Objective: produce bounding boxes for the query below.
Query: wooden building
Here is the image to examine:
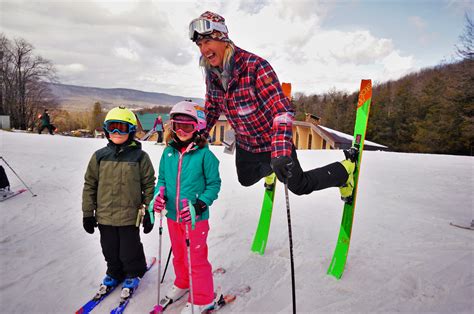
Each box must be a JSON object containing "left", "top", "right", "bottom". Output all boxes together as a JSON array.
[
  {"left": 292, "top": 113, "right": 387, "bottom": 151},
  {"left": 208, "top": 113, "right": 387, "bottom": 151}
]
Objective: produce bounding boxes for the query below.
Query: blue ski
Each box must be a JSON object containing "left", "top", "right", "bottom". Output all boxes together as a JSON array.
[
  {"left": 75, "top": 257, "right": 156, "bottom": 314},
  {"left": 110, "top": 257, "right": 157, "bottom": 314},
  {"left": 76, "top": 284, "right": 121, "bottom": 314}
]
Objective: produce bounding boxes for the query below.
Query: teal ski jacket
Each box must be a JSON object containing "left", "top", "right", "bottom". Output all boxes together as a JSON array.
[{"left": 154, "top": 141, "right": 221, "bottom": 222}]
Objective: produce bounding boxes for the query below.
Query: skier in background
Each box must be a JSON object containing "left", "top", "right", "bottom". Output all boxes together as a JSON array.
[
  {"left": 153, "top": 115, "right": 164, "bottom": 144},
  {"left": 82, "top": 106, "right": 156, "bottom": 300},
  {"left": 38, "top": 109, "right": 55, "bottom": 135},
  {"left": 188, "top": 11, "right": 356, "bottom": 200},
  {"left": 0, "top": 166, "right": 11, "bottom": 197},
  {"left": 151, "top": 100, "right": 221, "bottom": 314}
]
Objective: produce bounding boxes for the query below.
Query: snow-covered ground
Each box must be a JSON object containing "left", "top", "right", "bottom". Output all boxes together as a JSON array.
[{"left": 0, "top": 130, "right": 472, "bottom": 313}]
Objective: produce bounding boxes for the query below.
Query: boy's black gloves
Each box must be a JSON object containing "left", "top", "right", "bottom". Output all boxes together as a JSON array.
[
  {"left": 193, "top": 199, "right": 208, "bottom": 216},
  {"left": 83, "top": 216, "right": 97, "bottom": 234},
  {"left": 143, "top": 210, "right": 154, "bottom": 234},
  {"left": 271, "top": 156, "right": 294, "bottom": 182}
]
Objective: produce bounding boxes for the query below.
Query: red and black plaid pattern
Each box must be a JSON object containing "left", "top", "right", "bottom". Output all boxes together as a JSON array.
[{"left": 204, "top": 46, "right": 294, "bottom": 158}]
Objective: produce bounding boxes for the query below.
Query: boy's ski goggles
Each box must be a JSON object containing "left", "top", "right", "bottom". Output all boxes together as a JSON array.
[
  {"left": 103, "top": 121, "right": 136, "bottom": 134},
  {"left": 189, "top": 18, "right": 228, "bottom": 41},
  {"left": 171, "top": 119, "right": 198, "bottom": 136}
]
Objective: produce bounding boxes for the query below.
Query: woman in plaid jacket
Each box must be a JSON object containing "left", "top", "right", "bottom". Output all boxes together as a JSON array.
[{"left": 188, "top": 11, "right": 356, "bottom": 199}]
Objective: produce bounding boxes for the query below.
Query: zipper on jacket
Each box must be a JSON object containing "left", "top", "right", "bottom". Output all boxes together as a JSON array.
[{"left": 174, "top": 142, "right": 195, "bottom": 223}]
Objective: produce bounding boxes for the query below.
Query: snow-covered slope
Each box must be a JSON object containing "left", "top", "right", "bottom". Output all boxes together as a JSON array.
[{"left": 1, "top": 131, "right": 472, "bottom": 313}]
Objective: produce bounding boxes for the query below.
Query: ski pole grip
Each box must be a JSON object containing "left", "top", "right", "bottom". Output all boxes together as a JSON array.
[
  {"left": 136, "top": 204, "right": 145, "bottom": 227},
  {"left": 159, "top": 186, "right": 167, "bottom": 217},
  {"left": 180, "top": 199, "right": 196, "bottom": 230}
]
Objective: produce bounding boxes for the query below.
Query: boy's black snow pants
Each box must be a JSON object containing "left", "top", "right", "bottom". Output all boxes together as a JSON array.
[
  {"left": 235, "top": 145, "right": 348, "bottom": 195},
  {"left": 98, "top": 224, "right": 147, "bottom": 280}
]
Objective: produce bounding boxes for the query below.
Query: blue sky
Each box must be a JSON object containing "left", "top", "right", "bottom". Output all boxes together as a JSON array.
[
  {"left": 1, "top": 0, "right": 471, "bottom": 97},
  {"left": 324, "top": 0, "right": 468, "bottom": 67}
]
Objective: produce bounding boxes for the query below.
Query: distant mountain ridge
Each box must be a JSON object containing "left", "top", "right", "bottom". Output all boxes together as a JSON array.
[{"left": 47, "top": 83, "right": 204, "bottom": 110}]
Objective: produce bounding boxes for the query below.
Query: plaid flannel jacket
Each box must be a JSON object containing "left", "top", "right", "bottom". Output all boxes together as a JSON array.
[{"left": 204, "top": 46, "right": 294, "bottom": 158}]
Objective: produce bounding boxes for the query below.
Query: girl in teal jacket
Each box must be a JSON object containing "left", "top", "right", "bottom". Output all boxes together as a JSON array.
[{"left": 152, "top": 101, "right": 221, "bottom": 314}]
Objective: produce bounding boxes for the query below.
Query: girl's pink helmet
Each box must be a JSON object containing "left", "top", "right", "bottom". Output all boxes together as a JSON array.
[{"left": 170, "top": 100, "right": 206, "bottom": 132}]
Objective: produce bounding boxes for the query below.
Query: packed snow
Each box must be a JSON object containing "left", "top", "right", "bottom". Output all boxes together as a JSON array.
[{"left": 0, "top": 130, "right": 472, "bottom": 313}]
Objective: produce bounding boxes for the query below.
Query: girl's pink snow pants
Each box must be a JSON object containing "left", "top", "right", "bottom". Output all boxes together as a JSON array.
[{"left": 167, "top": 218, "right": 214, "bottom": 305}]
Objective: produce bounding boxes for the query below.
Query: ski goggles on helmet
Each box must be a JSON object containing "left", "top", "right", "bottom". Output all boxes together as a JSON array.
[
  {"left": 103, "top": 121, "right": 136, "bottom": 134},
  {"left": 171, "top": 119, "right": 198, "bottom": 136},
  {"left": 189, "top": 18, "right": 228, "bottom": 41}
]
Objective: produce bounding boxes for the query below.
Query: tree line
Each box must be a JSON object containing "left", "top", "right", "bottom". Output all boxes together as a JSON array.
[{"left": 293, "top": 15, "right": 473, "bottom": 155}]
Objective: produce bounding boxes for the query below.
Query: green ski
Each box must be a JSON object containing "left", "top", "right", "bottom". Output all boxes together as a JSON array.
[
  {"left": 251, "top": 176, "right": 277, "bottom": 255},
  {"left": 327, "top": 79, "right": 372, "bottom": 279}
]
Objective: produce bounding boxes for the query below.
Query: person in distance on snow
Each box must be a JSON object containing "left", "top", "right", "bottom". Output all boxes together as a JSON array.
[
  {"left": 82, "top": 106, "right": 156, "bottom": 298},
  {"left": 150, "top": 100, "right": 221, "bottom": 314},
  {"left": 188, "top": 11, "right": 356, "bottom": 198},
  {"left": 38, "top": 109, "right": 55, "bottom": 135},
  {"left": 153, "top": 115, "right": 164, "bottom": 144}
]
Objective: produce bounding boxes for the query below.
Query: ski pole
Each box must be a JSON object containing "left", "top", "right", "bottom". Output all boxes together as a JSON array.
[
  {"left": 284, "top": 182, "right": 296, "bottom": 314},
  {"left": 157, "top": 187, "right": 166, "bottom": 306},
  {"left": 161, "top": 248, "right": 172, "bottom": 283},
  {"left": 150, "top": 186, "right": 166, "bottom": 314},
  {"left": 181, "top": 199, "right": 194, "bottom": 314},
  {"left": 0, "top": 157, "right": 37, "bottom": 197}
]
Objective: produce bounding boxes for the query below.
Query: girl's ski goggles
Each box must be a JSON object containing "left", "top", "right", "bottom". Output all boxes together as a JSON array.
[
  {"left": 171, "top": 119, "right": 198, "bottom": 136},
  {"left": 103, "top": 121, "right": 136, "bottom": 134},
  {"left": 189, "top": 18, "right": 228, "bottom": 41}
]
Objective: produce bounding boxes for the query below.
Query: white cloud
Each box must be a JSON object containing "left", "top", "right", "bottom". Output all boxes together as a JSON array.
[
  {"left": 322, "top": 30, "right": 394, "bottom": 65},
  {"left": 276, "top": 0, "right": 330, "bottom": 21},
  {"left": 113, "top": 47, "right": 140, "bottom": 62},
  {"left": 93, "top": 0, "right": 140, "bottom": 15},
  {"left": 56, "top": 63, "right": 86, "bottom": 74},
  {"left": 381, "top": 51, "right": 415, "bottom": 80},
  {"left": 238, "top": 0, "right": 270, "bottom": 15}
]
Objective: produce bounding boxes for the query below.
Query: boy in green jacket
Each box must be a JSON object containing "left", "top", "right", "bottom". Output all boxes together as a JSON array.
[{"left": 82, "top": 106, "right": 156, "bottom": 299}]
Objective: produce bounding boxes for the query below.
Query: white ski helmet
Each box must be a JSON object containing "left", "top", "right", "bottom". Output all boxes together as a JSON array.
[{"left": 170, "top": 100, "right": 206, "bottom": 132}]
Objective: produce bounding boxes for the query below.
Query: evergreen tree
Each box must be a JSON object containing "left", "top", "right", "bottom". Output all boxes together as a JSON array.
[{"left": 90, "top": 102, "right": 103, "bottom": 132}]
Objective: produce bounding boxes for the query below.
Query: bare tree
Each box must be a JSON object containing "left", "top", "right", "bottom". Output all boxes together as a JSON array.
[
  {"left": 0, "top": 34, "right": 57, "bottom": 129},
  {"left": 456, "top": 13, "right": 473, "bottom": 61}
]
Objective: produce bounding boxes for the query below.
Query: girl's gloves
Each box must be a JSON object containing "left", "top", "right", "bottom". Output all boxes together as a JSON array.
[
  {"left": 193, "top": 199, "right": 208, "bottom": 216},
  {"left": 83, "top": 216, "right": 97, "bottom": 234},
  {"left": 143, "top": 210, "right": 154, "bottom": 234},
  {"left": 180, "top": 199, "right": 207, "bottom": 223},
  {"left": 153, "top": 194, "right": 167, "bottom": 214}
]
